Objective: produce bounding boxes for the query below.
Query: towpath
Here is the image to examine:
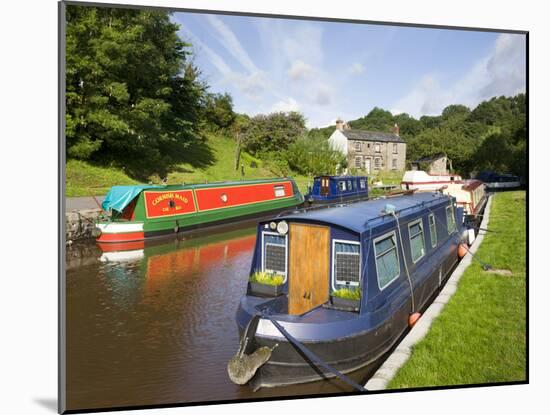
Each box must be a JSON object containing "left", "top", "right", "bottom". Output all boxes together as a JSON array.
[{"left": 65, "top": 196, "right": 105, "bottom": 211}]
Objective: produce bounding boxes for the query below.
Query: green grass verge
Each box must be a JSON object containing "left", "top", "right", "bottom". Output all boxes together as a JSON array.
[
  {"left": 66, "top": 159, "right": 138, "bottom": 197},
  {"left": 66, "top": 134, "right": 312, "bottom": 197},
  {"left": 387, "top": 191, "right": 526, "bottom": 389}
]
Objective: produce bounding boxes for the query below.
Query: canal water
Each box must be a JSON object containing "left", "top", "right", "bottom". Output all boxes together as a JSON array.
[{"left": 66, "top": 227, "right": 378, "bottom": 411}]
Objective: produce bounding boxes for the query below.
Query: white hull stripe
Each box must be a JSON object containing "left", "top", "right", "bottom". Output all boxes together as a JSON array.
[
  {"left": 96, "top": 222, "right": 144, "bottom": 234},
  {"left": 99, "top": 250, "right": 145, "bottom": 263}
]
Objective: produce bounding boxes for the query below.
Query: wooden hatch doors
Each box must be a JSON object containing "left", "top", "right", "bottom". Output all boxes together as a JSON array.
[
  {"left": 320, "top": 177, "right": 330, "bottom": 197},
  {"left": 288, "top": 223, "right": 330, "bottom": 315}
]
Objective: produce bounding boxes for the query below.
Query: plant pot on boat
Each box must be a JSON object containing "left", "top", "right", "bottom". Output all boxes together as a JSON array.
[
  {"left": 330, "top": 287, "right": 361, "bottom": 311},
  {"left": 247, "top": 271, "right": 284, "bottom": 297}
]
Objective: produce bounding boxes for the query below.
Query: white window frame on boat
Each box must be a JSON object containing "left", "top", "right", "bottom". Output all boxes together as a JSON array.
[
  {"left": 331, "top": 239, "right": 361, "bottom": 291},
  {"left": 446, "top": 205, "right": 456, "bottom": 235},
  {"left": 373, "top": 230, "right": 401, "bottom": 291},
  {"left": 261, "top": 231, "right": 288, "bottom": 282},
  {"left": 428, "top": 213, "right": 437, "bottom": 248},
  {"left": 408, "top": 218, "right": 426, "bottom": 264}
]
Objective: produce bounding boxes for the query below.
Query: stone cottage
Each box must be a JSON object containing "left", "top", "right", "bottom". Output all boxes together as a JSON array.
[
  {"left": 410, "top": 153, "right": 449, "bottom": 175},
  {"left": 328, "top": 119, "right": 407, "bottom": 174}
]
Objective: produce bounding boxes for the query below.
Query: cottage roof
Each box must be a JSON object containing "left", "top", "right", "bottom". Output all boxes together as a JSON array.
[
  {"left": 340, "top": 128, "right": 405, "bottom": 143},
  {"left": 413, "top": 153, "right": 447, "bottom": 163},
  {"left": 279, "top": 192, "right": 451, "bottom": 233}
]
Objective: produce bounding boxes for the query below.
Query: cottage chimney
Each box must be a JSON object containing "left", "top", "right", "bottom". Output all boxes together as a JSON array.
[
  {"left": 336, "top": 118, "right": 344, "bottom": 131},
  {"left": 393, "top": 123, "right": 400, "bottom": 136}
]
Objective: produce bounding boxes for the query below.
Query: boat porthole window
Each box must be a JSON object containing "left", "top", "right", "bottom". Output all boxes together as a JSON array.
[
  {"left": 374, "top": 232, "right": 400, "bottom": 290},
  {"left": 274, "top": 185, "right": 286, "bottom": 197},
  {"left": 262, "top": 232, "right": 287, "bottom": 279},
  {"left": 429, "top": 214, "right": 437, "bottom": 248},
  {"left": 221, "top": 193, "right": 228, "bottom": 203},
  {"left": 332, "top": 240, "right": 361, "bottom": 289},
  {"left": 408, "top": 219, "right": 426, "bottom": 263},
  {"left": 169, "top": 200, "right": 175, "bottom": 208}
]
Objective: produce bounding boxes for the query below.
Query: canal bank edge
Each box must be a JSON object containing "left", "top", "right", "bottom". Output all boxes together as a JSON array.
[
  {"left": 66, "top": 208, "right": 102, "bottom": 243},
  {"left": 365, "top": 194, "right": 494, "bottom": 390}
]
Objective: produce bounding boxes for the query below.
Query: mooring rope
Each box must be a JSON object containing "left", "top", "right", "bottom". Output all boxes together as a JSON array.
[{"left": 257, "top": 309, "right": 367, "bottom": 393}]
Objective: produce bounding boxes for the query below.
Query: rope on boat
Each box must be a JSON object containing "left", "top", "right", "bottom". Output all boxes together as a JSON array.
[{"left": 258, "top": 309, "right": 368, "bottom": 393}]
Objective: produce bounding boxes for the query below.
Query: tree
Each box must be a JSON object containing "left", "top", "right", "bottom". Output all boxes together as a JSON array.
[
  {"left": 349, "top": 107, "right": 394, "bottom": 132},
  {"left": 201, "top": 92, "right": 236, "bottom": 132},
  {"left": 65, "top": 6, "right": 206, "bottom": 178},
  {"left": 284, "top": 135, "right": 347, "bottom": 176},
  {"left": 241, "top": 112, "right": 306, "bottom": 155}
]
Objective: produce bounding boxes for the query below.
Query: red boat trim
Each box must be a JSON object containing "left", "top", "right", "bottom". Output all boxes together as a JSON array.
[
  {"left": 96, "top": 231, "right": 145, "bottom": 243},
  {"left": 194, "top": 181, "right": 294, "bottom": 212}
]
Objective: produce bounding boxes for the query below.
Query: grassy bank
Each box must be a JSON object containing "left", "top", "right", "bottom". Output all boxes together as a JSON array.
[
  {"left": 387, "top": 191, "right": 526, "bottom": 388},
  {"left": 66, "top": 134, "right": 311, "bottom": 197}
]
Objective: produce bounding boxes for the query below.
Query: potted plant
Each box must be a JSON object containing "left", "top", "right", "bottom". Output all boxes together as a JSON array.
[
  {"left": 248, "top": 271, "right": 285, "bottom": 297},
  {"left": 330, "top": 287, "right": 361, "bottom": 311}
]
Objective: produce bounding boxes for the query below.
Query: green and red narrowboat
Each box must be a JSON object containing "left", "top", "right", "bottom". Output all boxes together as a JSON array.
[{"left": 95, "top": 178, "right": 304, "bottom": 244}]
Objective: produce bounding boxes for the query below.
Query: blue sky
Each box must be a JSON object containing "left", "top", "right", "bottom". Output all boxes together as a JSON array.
[{"left": 172, "top": 13, "right": 526, "bottom": 128}]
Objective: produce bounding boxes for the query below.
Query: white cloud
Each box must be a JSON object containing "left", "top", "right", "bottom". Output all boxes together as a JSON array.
[
  {"left": 205, "top": 15, "right": 259, "bottom": 74},
  {"left": 392, "top": 33, "right": 526, "bottom": 118},
  {"left": 271, "top": 97, "right": 300, "bottom": 113},
  {"left": 287, "top": 60, "right": 315, "bottom": 81},
  {"left": 349, "top": 63, "right": 365, "bottom": 75},
  {"left": 314, "top": 85, "right": 332, "bottom": 106}
]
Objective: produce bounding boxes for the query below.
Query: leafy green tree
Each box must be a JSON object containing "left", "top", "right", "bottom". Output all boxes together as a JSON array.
[
  {"left": 241, "top": 112, "right": 306, "bottom": 155},
  {"left": 349, "top": 107, "right": 394, "bottom": 132},
  {"left": 201, "top": 92, "right": 236, "bottom": 132},
  {"left": 66, "top": 6, "right": 206, "bottom": 178},
  {"left": 284, "top": 134, "right": 347, "bottom": 176}
]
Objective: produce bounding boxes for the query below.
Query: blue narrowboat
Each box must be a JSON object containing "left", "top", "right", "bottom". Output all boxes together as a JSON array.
[
  {"left": 228, "top": 192, "right": 466, "bottom": 389},
  {"left": 475, "top": 171, "right": 522, "bottom": 190},
  {"left": 306, "top": 175, "right": 369, "bottom": 205}
]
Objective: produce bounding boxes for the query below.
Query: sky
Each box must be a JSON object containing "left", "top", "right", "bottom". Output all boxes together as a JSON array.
[{"left": 172, "top": 13, "right": 526, "bottom": 128}]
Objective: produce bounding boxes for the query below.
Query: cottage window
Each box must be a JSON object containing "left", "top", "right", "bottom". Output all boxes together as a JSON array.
[
  {"left": 392, "top": 159, "right": 397, "bottom": 170},
  {"left": 429, "top": 214, "right": 437, "bottom": 248},
  {"left": 355, "top": 156, "right": 362, "bottom": 168},
  {"left": 374, "top": 232, "right": 400, "bottom": 289},
  {"left": 367, "top": 143, "right": 371, "bottom": 149},
  {"left": 375, "top": 142, "right": 381, "bottom": 153},
  {"left": 263, "top": 233, "right": 287, "bottom": 277},
  {"left": 354, "top": 142, "right": 362, "bottom": 152},
  {"left": 274, "top": 185, "right": 286, "bottom": 197},
  {"left": 333, "top": 240, "right": 361, "bottom": 288},
  {"left": 446, "top": 205, "right": 456, "bottom": 234},
  {"left": 393, "top": 143, "right": 398, "bottom": 154},
  {"left": 374, "top": 157, "right": 381, "bottom": 169},
  {"left": 408, "top": 219, "right": 426, "bottom": 263}
]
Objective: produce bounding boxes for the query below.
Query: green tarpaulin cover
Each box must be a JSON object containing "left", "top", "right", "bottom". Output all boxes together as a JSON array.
[{"left": 102, "top": 185, "right": 163, "bottom": 213}]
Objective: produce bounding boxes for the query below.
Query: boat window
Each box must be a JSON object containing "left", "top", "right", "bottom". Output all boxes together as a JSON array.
[
  {"left": 429, "top": 214, "right": 437, "bottom": 248},
  {"left": 274, "top": 185, "right": 286, "bottom": 198},
  {"left": 446, "top": 205, "right": 456, "bottom": 234},
  {"left": 374, "top": 232, "right": 400, "bottom": 289},
  {"left": 347, "top": 180, "right": 352, "bottom": 190},
  {"left": 263, "top": 233, "right": 287, "bottom": 277},
  {"left": 338, "top": 181, "right": 346, "bottom": 191},
  {"left": 333, "top": 241, "right": 361, "bottom": 287},
  {"left": 408, "top": 219, "right": 426, "bottom": 263},
  {"left": 360, "top": 179, "right": 366, "bottom": 189}
]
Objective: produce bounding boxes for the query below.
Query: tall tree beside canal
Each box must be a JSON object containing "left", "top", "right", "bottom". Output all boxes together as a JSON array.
[{"left": 65, "top": 6, "right": 206, "bottom": 178}]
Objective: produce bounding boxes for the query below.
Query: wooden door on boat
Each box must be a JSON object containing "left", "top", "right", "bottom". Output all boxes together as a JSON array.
[
  {"left": 288, "top": 223, "right": 330, "bottom": 315},
  {"left": 320, "top": 177, "right": 330, "bottom": 197}
]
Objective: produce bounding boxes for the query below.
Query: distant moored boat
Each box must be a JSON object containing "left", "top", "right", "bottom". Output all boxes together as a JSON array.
[
  {"left": 305, "top": 175, "right": 368, "bottom": 205},
  {"left": 95, "top": 178, "right": 304, "bottom": 244}
]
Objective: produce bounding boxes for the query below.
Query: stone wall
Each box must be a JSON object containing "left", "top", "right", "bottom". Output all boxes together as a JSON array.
[
  {"left": 348, "top": 140, "right": 407, "bottom": 173},
  {"left": 66, "top": 208, "right": 102, "bottom": 243}
]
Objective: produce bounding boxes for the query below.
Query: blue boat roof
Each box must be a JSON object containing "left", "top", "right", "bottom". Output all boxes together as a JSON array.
[
  {"left": 279, "top": 192, "right": 451, "bottom": 233},
  {"left": 313, "top": 175, "right": 367, "bottom": 180}
]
